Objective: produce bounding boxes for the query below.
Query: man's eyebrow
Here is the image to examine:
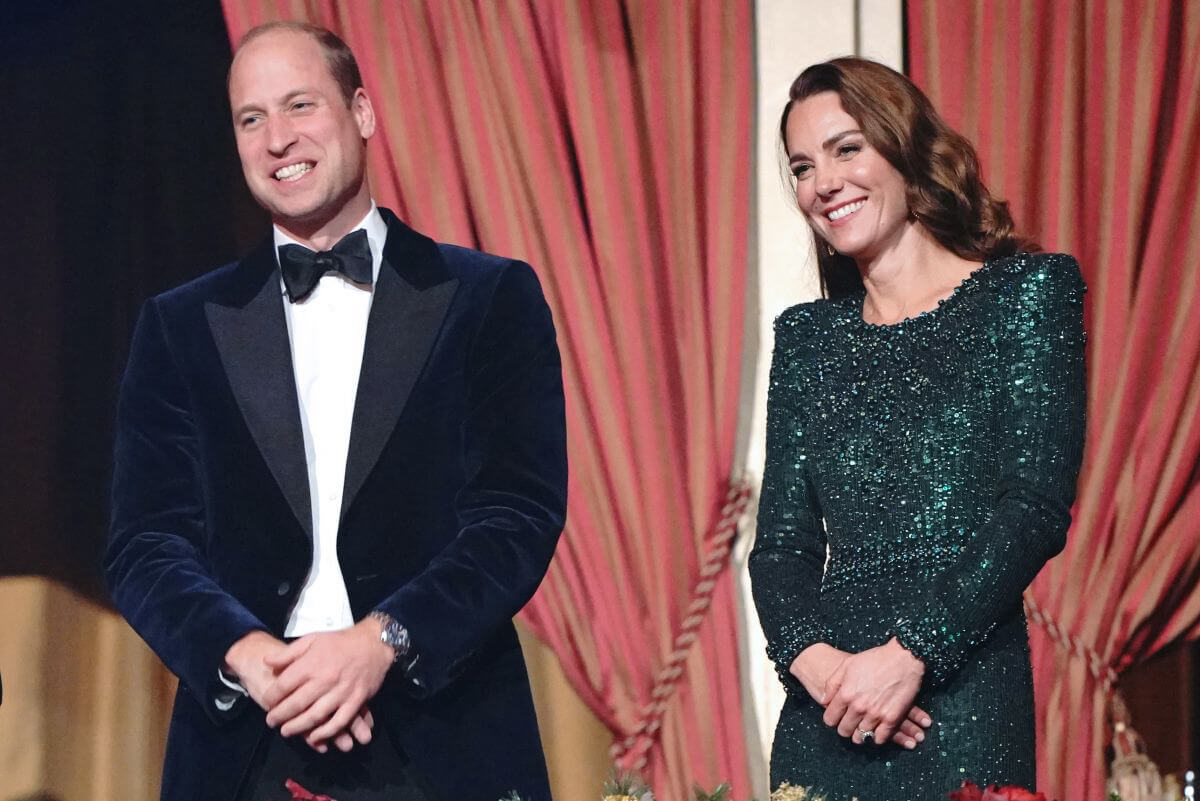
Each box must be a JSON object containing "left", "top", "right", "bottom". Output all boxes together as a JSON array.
[
  {"left": 233, "top": 88, "right": 319, "bottom": 119},
  {"left": 280, "top": 88, "right": 318, "bottom": 104},
  {"left": 233, "top": 101, "right": 263, "bottom": 119},
  {"left": 789, "top": 129, "right": 863, "bottom": 163}
]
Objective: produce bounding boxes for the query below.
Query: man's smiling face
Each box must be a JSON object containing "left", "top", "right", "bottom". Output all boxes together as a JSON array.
[{"left": 228, "top": 29, "right": 374, "bottom": 236}]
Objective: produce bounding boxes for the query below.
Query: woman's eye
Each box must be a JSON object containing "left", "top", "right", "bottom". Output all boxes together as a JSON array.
[
  {"left": 837, "top": 143, "right": 861, "bottom": 156},
  {"left": 791, "top": 164, "right": 811, "bottom": 178}
]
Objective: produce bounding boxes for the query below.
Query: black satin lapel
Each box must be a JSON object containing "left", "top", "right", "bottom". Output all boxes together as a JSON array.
[
  {"left": 205, "top": 271, "right": 312, "bottom": 539},
  {"left": 341, "top": 262, "right": 458, "bottom": 520}
]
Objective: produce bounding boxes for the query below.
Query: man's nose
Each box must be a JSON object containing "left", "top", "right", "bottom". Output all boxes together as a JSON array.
[{"left": 265, "top": 115, "right": 298, "bottom": 156}]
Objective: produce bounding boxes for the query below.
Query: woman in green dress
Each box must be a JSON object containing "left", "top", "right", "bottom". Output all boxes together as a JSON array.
[{"left": 749, "top": 57, "right": 1086, "bottom": 799}]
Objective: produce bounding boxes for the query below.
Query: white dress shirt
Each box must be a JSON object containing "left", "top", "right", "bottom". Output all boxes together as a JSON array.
[
  {"left": 276, "top": 203, "right": 388, "bottom": 637},
  {"left": 215, "top": 203, "right": 387, "bottom": 706}
]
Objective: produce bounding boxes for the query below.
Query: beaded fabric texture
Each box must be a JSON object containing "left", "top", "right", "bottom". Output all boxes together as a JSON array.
[{"left": 750, "top": 252, "right": 1087, "bottom": 799}]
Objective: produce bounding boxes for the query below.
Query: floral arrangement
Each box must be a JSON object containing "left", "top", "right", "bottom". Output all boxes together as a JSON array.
[
  {"left": 948, "top": 782, "right": 1049, "bottom": 801},
  {"left": 497, "top": 779, "right": 1072, "bottom": 801},
  {"left": 282, "top": 772, "right": 1082, "bottom": 801},
  {"left": 269, "top": 750, "right": 1130, "bottom": 801},
  {"left": 694, "top": 783, "right": 734, "bottom": 801},
  {"left": 283, "top": 778, "right": 338, "bottom": 801},
  {"left": 765, "top": 783, "right": 855, "bottom": 801},
  {"left": 502, "top": 773, "right": 850, "bottom": 801},
  {"left": 602, "top": 768, "right": 656, "bottom": 801}
]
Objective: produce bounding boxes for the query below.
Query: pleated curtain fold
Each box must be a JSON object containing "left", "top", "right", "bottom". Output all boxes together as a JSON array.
[{"left": 907, "top": 2, "right": 1200, "bottom": 799}]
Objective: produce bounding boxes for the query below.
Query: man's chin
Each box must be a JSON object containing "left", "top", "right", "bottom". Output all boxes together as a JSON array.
[{"left": 256, "top": 196, "right": 329, "bottom": 228}]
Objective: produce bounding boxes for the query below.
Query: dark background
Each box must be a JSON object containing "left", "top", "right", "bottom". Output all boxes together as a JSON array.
[
  {"left": 0, "top": 0, "right": 1195, "bottom": 781},
  {"left": 0, "top": 0, "right": 266, "bottom": 602}
]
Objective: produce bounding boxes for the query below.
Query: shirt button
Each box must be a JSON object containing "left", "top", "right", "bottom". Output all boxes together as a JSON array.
[{"left": 276, "top": 582, "right": 290, "bottom": 596}]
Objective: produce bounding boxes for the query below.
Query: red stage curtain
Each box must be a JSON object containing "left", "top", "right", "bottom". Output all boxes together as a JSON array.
[
  {"left": 220, "top": 2, "right": 754, "bottom": 796},
  {"left": 907, "top": 2, "right": 1200, "bottom": 799}
]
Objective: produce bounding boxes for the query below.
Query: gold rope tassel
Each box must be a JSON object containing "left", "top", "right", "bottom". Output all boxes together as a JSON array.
[
  {"left": 1106, "top": 691, "right": 1166, "bottom": 801},
  {"left": 609, "top": 479, "right": 753, "bottom": 771}
]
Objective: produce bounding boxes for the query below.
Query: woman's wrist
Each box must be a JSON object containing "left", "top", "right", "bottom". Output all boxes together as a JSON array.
[
  {"left": 789, "top": 642, "right": 841, "bottom": 694},
  {"left": 791, "top": 641, "right": 832, "bottom": 666},
  {"left": 885, "top": 636, "right": 926, "bottom": 677}
]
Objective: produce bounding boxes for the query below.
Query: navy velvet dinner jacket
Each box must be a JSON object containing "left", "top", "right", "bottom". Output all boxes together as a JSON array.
[{"left": 105, "top": 210, "right": 567, "bottom": 801}]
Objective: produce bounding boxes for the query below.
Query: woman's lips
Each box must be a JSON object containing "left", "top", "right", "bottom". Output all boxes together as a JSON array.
[{"left": 825, "top": 198, "right": 866, "bottom": 226}]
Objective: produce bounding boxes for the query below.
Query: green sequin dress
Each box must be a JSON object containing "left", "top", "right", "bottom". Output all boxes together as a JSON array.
[{"left": 750, "top": 252, "right": 1087, "bottom": 799}]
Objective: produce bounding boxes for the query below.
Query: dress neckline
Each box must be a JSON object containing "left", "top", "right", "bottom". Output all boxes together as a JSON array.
[{"left": 852, "top": 258, "right": 995, "bottom": 332}]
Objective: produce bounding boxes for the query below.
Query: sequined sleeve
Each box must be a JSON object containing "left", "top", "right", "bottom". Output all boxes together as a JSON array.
[
  {"left": 750, "top": 308, "right": 833, "bottom": 696},
  {"left": 891, "top": 254, "right": 1087, "bottom": 685}
]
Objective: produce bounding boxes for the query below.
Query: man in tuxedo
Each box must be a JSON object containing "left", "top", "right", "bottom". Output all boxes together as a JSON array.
[{"left": 105, "top": 21, "right": 566, "bottom": 801}]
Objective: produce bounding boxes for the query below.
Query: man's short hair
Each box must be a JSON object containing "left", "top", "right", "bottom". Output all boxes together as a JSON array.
[{"left": 231, "top": 21, "right": 364, "bottom": 107}]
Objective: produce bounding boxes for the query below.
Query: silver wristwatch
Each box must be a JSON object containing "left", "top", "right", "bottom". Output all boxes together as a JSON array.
[{"left": 368, "top": 610, "right": 411, "bottom": 665}]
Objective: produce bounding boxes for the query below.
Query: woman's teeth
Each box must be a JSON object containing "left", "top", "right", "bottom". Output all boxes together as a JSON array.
[{"left": 828, "top": 199, "right": 866, "bottom": 220}]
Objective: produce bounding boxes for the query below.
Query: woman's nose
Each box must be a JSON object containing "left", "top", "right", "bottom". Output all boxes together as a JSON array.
[{"left": 815, "top": 166, "right": 842, "bottom": 198}]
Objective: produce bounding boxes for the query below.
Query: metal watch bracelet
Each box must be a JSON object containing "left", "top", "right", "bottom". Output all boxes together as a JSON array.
[{"left": 368, "top": 610, "right": 411, "bottom": 665}]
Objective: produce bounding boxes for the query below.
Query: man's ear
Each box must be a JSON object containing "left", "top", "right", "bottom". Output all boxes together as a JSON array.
[{"left": 353, "top": 88, "right": 376, "bottom": 140}]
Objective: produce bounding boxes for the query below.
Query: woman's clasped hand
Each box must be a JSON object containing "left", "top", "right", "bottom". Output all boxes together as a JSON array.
[{"left": 790, "top": 638, "right": 931, "bottom": 749}]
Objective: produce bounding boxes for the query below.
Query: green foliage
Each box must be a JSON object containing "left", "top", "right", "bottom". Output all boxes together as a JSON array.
[
  {"left": 693, "top": 783, "right": 733, "bottom": 801},
  {"left": 602, "top": 768, "right": 652, "bottom": 798}
]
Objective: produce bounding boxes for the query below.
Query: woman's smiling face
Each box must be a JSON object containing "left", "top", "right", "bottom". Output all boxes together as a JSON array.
[{"left": 785, "top": 91, "right": 911, "bottom": 263}]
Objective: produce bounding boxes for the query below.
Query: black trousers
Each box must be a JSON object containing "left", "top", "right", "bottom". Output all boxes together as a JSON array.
[{"left": 237, "top": 718, "right": 436, "bottom": 801}]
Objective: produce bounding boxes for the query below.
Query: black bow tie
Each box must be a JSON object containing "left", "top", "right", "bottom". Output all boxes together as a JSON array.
[{"left": 278, "top": 228, "right": 373, "bottom": 302}]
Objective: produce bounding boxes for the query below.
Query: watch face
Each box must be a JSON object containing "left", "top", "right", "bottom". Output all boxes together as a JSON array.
[{"left": 385, "top": 623, "right": 409, "bottom": 654}]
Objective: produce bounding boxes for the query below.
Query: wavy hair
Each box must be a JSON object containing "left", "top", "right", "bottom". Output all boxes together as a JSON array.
[{"left": 780, "top": 57, "right": 1037, "bottom": 298}]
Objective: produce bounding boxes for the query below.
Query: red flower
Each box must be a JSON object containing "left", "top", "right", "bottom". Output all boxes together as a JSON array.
[
  {"left": 948, "top": 781, "right": 985, "bottom": 801},
  {"left": 285, "top": 778, "right": 341, "bottom": 801},
  {"left": 985, "top": 786, "right": 1046, "bottom": 801},
  {"left": 948, "top": 782, "right": 1048, "bottom": 801}
]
